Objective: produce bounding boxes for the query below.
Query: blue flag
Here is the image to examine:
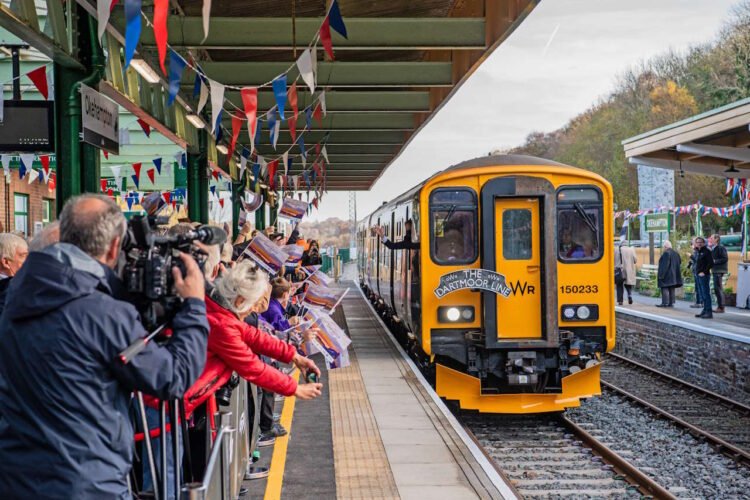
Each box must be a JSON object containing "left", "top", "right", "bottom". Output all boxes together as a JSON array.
[
  {"left": 126, "top": 195, "right": 134, "bottom": 210},
  {"left": 131, "top": 174, "right": 139, "bottom": 189},
  {"left": 210, "top": 185, "right": 216, "bottom": 195},
  {"left": 153, "top": 158, "right": 162, "bottom": 175},
  {"left": 298, "top": 135, "right": 305, "bottom": 158},
  {"left": 267, "top": 111, "right": 277, "bottom": 142},
  {"left": 181, "top": 152, "right": 187, "bottom": 168},
  {"left": 124, "top": 0, "right": 142, "bottom": 68},
  {"left": 167, "top": 51, "right": 186, "bottom": 106},
  {"left": 255, "top": 118, "right": 262, "bottom": 145},
  {"left": 252, "top": 162, "right": 260, "bottom": 187},
  {"left": 328, "top": 0, "right": 348, "bottom": 38},
  {"left": 305, "top": 107, "right": 312, "bottom": 129},
  {"left": 272, "top": 74, "right": 287, "bottom": 120}
]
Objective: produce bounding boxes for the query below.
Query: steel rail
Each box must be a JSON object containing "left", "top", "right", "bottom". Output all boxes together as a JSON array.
[{"left": 558, "top": 414, "right": 677, "bottom": 500}]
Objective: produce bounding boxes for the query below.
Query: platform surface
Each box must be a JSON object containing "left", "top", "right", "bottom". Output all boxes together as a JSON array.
[
  {"left": 616, "top": 292, "right": 750, "bottom": 344},
  {"left": 247, "top": 281, "right": 515, "bottom": 500}
]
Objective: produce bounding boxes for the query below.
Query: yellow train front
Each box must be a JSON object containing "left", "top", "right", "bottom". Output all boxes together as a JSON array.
[{"left": 357, "top": 155, "right": 615, "bottom": 414}]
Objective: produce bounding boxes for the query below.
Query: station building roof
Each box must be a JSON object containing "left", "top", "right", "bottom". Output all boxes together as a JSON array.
[{"left": 622, "top": 98, "right": 750, "bottom": 179}]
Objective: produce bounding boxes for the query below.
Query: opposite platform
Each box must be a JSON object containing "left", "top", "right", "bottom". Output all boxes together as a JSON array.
[{"left": 252, "top": 282, "right": 516, "bottom": 500}]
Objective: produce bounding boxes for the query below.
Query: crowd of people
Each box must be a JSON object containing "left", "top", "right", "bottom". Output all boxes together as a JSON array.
[
  {"left": 0, "top": 194, "right": 330, "bottom": 499},
  {"left": 615, "top": 234, "right": 730, "bottom": 318}
]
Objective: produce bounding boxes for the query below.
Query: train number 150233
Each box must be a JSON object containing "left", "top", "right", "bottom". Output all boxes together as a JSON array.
[{"left": 560, "top": 284, "right": 598, "bottom": 294}]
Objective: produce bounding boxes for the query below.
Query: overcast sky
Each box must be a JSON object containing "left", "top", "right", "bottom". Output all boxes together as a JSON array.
[{"left": 311, "top": 0, "right": 738, "bottom": 222}]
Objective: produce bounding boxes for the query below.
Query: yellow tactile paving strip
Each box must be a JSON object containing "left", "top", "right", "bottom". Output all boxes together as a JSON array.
[{"left": 328, "top": 347, "right": 400, "bottom": 500}]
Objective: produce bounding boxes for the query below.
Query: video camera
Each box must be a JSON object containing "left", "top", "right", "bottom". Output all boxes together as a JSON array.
[{"left": 119, "top": 213, "right": 227, "bottom": 329}]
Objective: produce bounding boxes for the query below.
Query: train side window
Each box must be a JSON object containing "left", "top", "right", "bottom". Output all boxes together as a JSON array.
[
  {"left": 429, "top": 188, "right": 478, "bottom": 265},
  {"left": 557, "top": 187, "right": 602, "bottom": 262},
  {"left": 502, "top": 209, "right": 532, "bottom": 260}
]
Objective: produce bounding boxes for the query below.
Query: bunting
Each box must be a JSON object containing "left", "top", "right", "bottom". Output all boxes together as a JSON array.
[
  {"left": 296, "top": 48, "right": 316, "bottom": 94},
  {"left": 272, "top": 75, "right": 287, "bottom": 120},
  {"left": 124, "top": 0, "right": 142, "bottom": 68},
  {"left": 320, "top": 16, "right": 334, "bottom": 60},
  {"left": 26, "top": 67, "right": 48, "bottom": 99},
  {"left": 153, "top": 0, "right": 169, "bottom": 74},
  {"left": 152, "top": 157, "right": 162, "bottom": 175},
  {"left": 19, "top": 154, "right": 34, "bottom": 179},
  {"left": 328, "top": 0, "right": 348, "bottom": 38},
  {"left": 268, "top": 160, "right": 278, "bottom": 190},
  {"left": 167, "top": 51, "right": 187, "bottom": 106},
  {"left": 209, "top": 80, "right": 225, "bottom": 137},
  {"left": 137, "top": 119, "right": 151, "bottom": 137},
  {"left": 230, "top": 112, "right": 242, "bottom": 158},
  {"left": 241, "top": 87, "right": 258, "bottom": 148},
  {"left": 147, "top": 168, "right": 156, "bottom": 184},
  {"left": 202, "top": 0, "right": 211, "bottom": 42}
]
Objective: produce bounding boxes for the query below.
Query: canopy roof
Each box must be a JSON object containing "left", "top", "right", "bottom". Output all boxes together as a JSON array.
[{"left": 623, "top": 98, "right": 750, "bottom": 179}]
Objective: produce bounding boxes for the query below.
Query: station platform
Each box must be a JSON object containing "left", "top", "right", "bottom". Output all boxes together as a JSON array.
[
  {"left": 615, "top": 292, "right": 750, "bottom": 344},
  {"left": 245, "top": 282, "right": 515, "bottom": 500}
]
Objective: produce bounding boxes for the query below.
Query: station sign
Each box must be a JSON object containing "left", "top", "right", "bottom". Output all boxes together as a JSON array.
[
  {"left": 434, "top": 268, "right": 512, "bottom": 299},
  {"left": 0, "top": 101, "right": 54, "bottom": 152},
  {"left": 81, "top": 84, "right": 119, "bottom": 155},
  {"left": 644, "top": 213, "right": 672, "bottom": 233}
]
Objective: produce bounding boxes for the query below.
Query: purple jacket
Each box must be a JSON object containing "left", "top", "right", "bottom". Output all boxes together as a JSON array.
[{"left": 261, "top": 297, "right": 291, "bottom": 332}]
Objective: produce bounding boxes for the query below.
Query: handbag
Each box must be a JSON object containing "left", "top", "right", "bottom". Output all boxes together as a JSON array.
[{"left": 614, "top": 247, "right": 625, "bottom": 284}]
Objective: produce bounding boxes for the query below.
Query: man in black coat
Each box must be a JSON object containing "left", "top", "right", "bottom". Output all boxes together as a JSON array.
[
  {"left": 694, "top": 236, "right": 714, "bottom": 318},
  {"left": 709, "top": 234, "right": 729, "bottom": 313},
  {"left": 0, "top": 194, "right": 209, "bottom": 499},
  {"left": 0, "top": 233, "right": 28, "bottom": 317},
  {"left": 375, "top": 219, "right": 420, "bottom": 251},
  {"left": 656, "top": 241, "right": 682, "bottom": 308}
]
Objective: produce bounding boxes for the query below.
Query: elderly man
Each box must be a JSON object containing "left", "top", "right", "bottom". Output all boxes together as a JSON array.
[
  {"left": 28, "top": 221, "right": 60, "bottom": 252},
  {"left": 0, "top": 233, "right": 28, "bottom": 313},
  {"left": 0, "top": 194, "right": 209, "bottom": 499}
]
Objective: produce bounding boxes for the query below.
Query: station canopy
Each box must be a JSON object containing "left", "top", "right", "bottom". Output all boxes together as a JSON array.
[{"left": 623, "top": 98, "right": 750, "bottom": 179}]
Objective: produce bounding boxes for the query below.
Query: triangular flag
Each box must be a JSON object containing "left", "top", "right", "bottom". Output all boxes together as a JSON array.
[
  {"left": 254, "top": 118, "right": 262, "bottom": 149},
  {"left": 103, "top": 150, "right": 109, "bottom": 159},
  {"left": 230, "top": 111, "right": 242, "bottom": 158},
  {"left": 1, "top": 154, "right": 10, "bottom": 177},
  {"left": 209, "top": 80, "right": 225, "bottom": 137},
  {"left": 313, "top": 104, "right": 323, "bottom": 125},
  {"left": 296, "top": 48, "right": 316, "bottom": 94},
  {"left": 111, "top": 165, "right": 122, "bottom": 191},
  {"left": 293, "top": 175, "right": 300, "bottom": 191},
  {"left": 268, "top": 160, "right": 278, "bottom": 190},
  {"left": 40, "top": 155, "right": 50, "bottom": 177},
  {"left": 240, "top": 87, "right": 258, "bottom": 147},
  {"left": 147, "top": 168, "right": 155, "bottom": 184},
  {"left": 305, "top": 107, "right": 312, "bottom": 129},
  {"left": 152, "top": 157, "right": 162, "bottom": 174},
  {"left": 319, "top": 90, "right": 327, "bottom": 117},
  {"left": 209, "top": 185, "right": 216, "bottom": 195},
  {"left": 282, "top": 152, "right": 289, "bottom": 175},
  {"left": 137, "top": 119, "right": 151, "bottom": 137},
  {"left": 168, "top": 51, "right": 187, "bottom": 106},
  {"left": 320, "top": 16, "right": 334, "bottom": 60},
  {"left": 211, "top": 170, "right": 219, "bottom": 181},
  {"left": 289, "top": 114, "right": 297, "bottom": 142},
  {"left": 272, "top": 74, "right": 287, "bottom": 120},
  {"left": 328, "top": 0, "right": 348, "bottom": 38},
  {"left": 19, "top": 154, "right": 34, "bottom": 179},
  {"left": 197, "top": 78, "right": 209, "bottom": 114},
  {"left": 219, "top": 198, "right": 225, "bottom": 208},
  {"left": 162, "top": 192, "right": 171, "bottom": 205},
  {"left": 27, "top": 66, "right": 48, "bottom": 99},
  {"left": 132, "top": 162, "right": 142, "bottom": 182},
  {"left": 288, "top": 83, "right": 298, "bottom": 118},
  {"left": 239, "top": 152, "right": 248, "bottom": 180},
  {"left": 321, "top": 145, "right": 329, "bottom": 164},
  {"left": 131, "top": 174, "right": 140, "bottom": 189},
  {"left": 202, "top": 0, "right": 211, "bottom": 42},
  {"left": 124, "top": 0, "right": 142, "bottom": 68},
  {"left": 97, "top": 0, "right": 113, "bottom": 44},
  {"left": 100, "top": 179, "right": 108, "bottom": 192},
  {"left": 126, "top": 195, "right": 134, "bottom": 210},
  {"left": 119, "top": 128, "right": 131, "bottom": 145},
  {"left": 153, "top": 0, "right": 169, "bottom": 74}
]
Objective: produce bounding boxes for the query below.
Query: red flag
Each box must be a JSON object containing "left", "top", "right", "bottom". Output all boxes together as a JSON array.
[
  {"left": 320, "top": 17, "right": 334, "bottom": 60},
  {"left": 219, "top": 198, "right": 225, "bottom": 208},
  {"left": 230, "top": 112, "right": 242, "bottom": 158},
  {"left": 289, "top": 115, "right": 297, "bottom": 142},
  {"left": 103, "top": 150, "right": 109, "bottom": 159},
  {"left": 48, "top": 172, "right": 56, "bottom": 191},
  {"left": 163, "top": 192, "right": 171, "bottom": 204},
  {"left": 313, "top": 104, "right": 323, "bottom": 126},
  {"left": 211, "top": 170, "right": 220, "bottom": 181},
  {"left": 153, "top": 0, "right": 169, "bottom": 74},
  {"left": 27, "top": 66, "right": 48, "bottom": 99},
  {"left": 312, "top": 162, "right": 321, "bottom": 178},
  {"left": 240, "top": 87, "right": 258, "bottom": 141},
  {"left": 312, "top": 197, "right": 319, "bottom": 209},
  {"left": 268, "top": 160, "right": 278, "bottom": 190},
  {"left": 288, "top": 83, "right": 298, "bottom": 118},
  {"left": 107, "top": 188, "right": 114, "bottom": 197},
  {"left": 100, "top": 179, "right": 108, "bottom": 192},
  {"left": 110, "top": 0, "right": 119, "bottom": 11},
  {"left": 147, "top": 168, "right": 155, "bottom": 184},
  {"left": 40, "top": 155, "right": 50, "bottom": 176},
  {"left": 315, "top": 142, "right": 321, "bottom": 158},
  {"left": 137, "top": 119, "right": 151, "bottom": 137},
  {"left": 132, "top": 162, "right": 142, "bottom": 181}
]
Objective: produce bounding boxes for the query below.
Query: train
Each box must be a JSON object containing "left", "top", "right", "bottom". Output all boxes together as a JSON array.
[{"left": 357, "top": 155, "right": 614, "bottom": 413}]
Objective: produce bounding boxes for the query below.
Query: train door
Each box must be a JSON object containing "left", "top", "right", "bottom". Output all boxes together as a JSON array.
[
  {"left": 376, "top": 216, "right": 381, "bottom": 297},
  {"left": 494, "top": 198, "right": 543, "bottom": 339},
  {"left": 389, "top": 211, "right": 396, "bottom": 309}
]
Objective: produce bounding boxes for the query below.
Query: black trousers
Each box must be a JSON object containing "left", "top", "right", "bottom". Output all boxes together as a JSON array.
[
  {"left": 713, "top": 273, "right": 725, "bottom": 308},
  {"left": 616, "top": 282, "right": 632, "bottom": 303},
  {"left": 660, "top": 287, "right": 676, "bottom": 305}
]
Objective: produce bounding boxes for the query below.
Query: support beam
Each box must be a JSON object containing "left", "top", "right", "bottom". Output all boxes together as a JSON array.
[
  {"left": 628, "top": 156, "right": 750, "bottom": 178},
  {"left": 132, "top": 17, "right": 486, "bottom": 50},
  {"left": 225, "top": 90, "right": 431, "bottom": 113},
  {"left": 222, "top": 113, "right": 416, "bottom": 131},
  {"left": 676, "top": 142, "right": 750, "bottom": 163},
  {"left": 186, "top": 62, "right": 453, "bottom": 87}
]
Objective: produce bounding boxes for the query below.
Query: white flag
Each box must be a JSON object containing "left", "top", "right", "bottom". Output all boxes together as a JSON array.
[
  {"left": 272, "top": 120, "right": 280, "bottom": 149},
  {"left": 293, "top": 175, "right": 300, "bottom": 191},
  {"left": 163, "top": 162, "right": 172, "bottom": 178},
  {"left": 119, "top": 128, "right": 131, "bottom": 145},
  {"left": 240, "top": 154, "right": 248, "bottom": 180},
  {"left": 209, "top": 80, "right": 225, "bottom": 137},
  {"left": 319, "top": 90, "right": 327, "bottom": 117},
  {"left": 19, "top": 154, "right": 35, "bottom": 176},
  {"left": 97, "top": 0, "right": 111, "bottom": 44},
  {"left": 27, "top": 169, "right": 39, "bottom": 184},
  {"left": 1, "top": 154, "right": 10, "bottom": 177},
  {"left": 321, "top": 145, "right": 329, "bottom": 164},
  {"left": 197, "top": 79, "right": 209, "bottom": 115},
  {"left": 110, "top": 165, "right": 122, "bottom": 192},
  {"left": 282, "top": 152, "right": 289, "bottom": 175},
  {"left": 202, "top": 0, "right": 211, "bottom": 42},
  {"left": 296, "top": 48, "right": 316, "bottom": 94}
]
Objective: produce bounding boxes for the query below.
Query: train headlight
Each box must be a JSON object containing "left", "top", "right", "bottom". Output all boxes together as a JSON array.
[
  {"left": 576, "top": 306, "right": 591, "bottom": 320},
  {"left": 563, "top": 307, "right": 577, "bottom": 319},
  {"left": 438, "top": 306, "right": 475, "bottom": 323}
]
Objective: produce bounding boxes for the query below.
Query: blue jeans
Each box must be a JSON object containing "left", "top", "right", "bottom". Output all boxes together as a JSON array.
[
  {"left": 142, "top": 406, "right": 182, "bottom": 500},
  {"left": 696, "top": 274, "right": 712, "bottom": 317}
]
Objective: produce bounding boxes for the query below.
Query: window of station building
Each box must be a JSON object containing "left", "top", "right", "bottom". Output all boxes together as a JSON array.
[
  {"left": 429, "top": 188, "right": 478, "bottom": 265},
  {"left": 557, "top": 187, "right": 602, "bottom": 262},
  {"left": 14, "top": 194, "right": 29, "bottom": 235},
  {"left": 502, "top": 209, "right": 532, "bottom": 260},
  {"left": 42, "top": 198, "right": 53, "bottom": 223}
]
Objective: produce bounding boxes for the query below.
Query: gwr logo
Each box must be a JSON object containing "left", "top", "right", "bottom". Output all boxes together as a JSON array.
[{"left": 509, "top": 280, "right": 535, "bottom": 296}]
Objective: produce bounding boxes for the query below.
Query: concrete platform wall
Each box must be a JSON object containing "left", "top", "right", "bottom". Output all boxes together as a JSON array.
[{"left": 615, "top": 313, "right": 750, "bottom": 405}]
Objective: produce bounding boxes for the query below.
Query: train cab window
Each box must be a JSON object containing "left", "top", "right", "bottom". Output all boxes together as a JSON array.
[
  {"left": 429, "top": 188, "right": 478, "bottom": 265},
  {"left": 557, "top": 188, "right": 602, "bottom": 262},
  {"left": 502, "top": 209, "right": 532, "bottom": 260}
]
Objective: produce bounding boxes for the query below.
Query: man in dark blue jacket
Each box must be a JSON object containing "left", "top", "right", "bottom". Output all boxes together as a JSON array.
[{"left": 0, "top": 194, "right": 209, "bottom": 499}]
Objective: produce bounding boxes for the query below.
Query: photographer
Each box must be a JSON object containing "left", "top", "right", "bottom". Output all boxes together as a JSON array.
[
  {"left": 302, "top": 239, "right": 322, "bottom": 266},
  {"left": 0, "top": 194, "right": 209, "bottom": 499}
]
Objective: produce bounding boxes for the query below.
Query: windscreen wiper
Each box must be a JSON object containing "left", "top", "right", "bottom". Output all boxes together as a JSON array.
[
  {"left": 574, "top": 202, "right": 597, "bottom": 234},
  {"left": 441, "top": 204, "right": 457, "bottom": 232}
]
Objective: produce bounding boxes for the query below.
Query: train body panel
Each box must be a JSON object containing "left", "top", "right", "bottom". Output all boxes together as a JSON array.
[{"left": 358, "top": 155, "right": 614, "bottom": 414}]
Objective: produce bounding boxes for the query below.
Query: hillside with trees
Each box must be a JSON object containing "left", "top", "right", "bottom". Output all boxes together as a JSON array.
[
  {"left": 297, "top": 218, "right": 354, "bottom": 248},
  {"left": 504, "top": 2, "right": 750, "bottom": 232}
]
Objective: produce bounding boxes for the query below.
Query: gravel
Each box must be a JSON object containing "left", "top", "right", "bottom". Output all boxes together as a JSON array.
[{"left": 567, "top": 391, "right": 750, "bottom": 498}]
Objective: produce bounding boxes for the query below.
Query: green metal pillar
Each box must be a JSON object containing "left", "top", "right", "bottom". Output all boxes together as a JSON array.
[
  {"left": 187, "top": 130, "right": 209, "bottom": 224},
  {"left": 54, "top": 7, "right": 105, "bottom": 213},
  {"left": 255, "top": 194, "right": 265, "bottom": 230},
  {"left": 269, "top": 196, "right": 278, "bottom": 229},
  {"left": 231, "top": 180, "right": 242, "bottom": 240}
]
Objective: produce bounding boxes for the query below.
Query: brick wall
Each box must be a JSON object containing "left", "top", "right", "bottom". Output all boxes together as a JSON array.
[
  {"left": 615, "top": 312, "right": 750, "bottom": 405},
  {"left": 0, "top": 174, "right": 56, "bottom": 236}
]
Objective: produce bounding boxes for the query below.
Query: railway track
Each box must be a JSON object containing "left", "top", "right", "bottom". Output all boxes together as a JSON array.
[
  {"left": 601, "top": 353, "right": 750, "bottom": 466},
  {"left": 462, "top": 413, "right": 675, "bottom": 499}
]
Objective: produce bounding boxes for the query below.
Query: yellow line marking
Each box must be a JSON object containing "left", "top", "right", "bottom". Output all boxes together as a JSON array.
[{"left": 263, "top": 370, "right": 299, "bottom": 500}]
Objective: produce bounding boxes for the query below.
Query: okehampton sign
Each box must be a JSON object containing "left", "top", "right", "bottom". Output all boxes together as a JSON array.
[
  {"left": 434, "top": 269, "right": 511, "bottom": 299},
  {"left": 81, "top": 84, "right": 119, "bottom": 155},
  {"left": 644, "top": 213, "right": 672, "bottom": 233}
]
